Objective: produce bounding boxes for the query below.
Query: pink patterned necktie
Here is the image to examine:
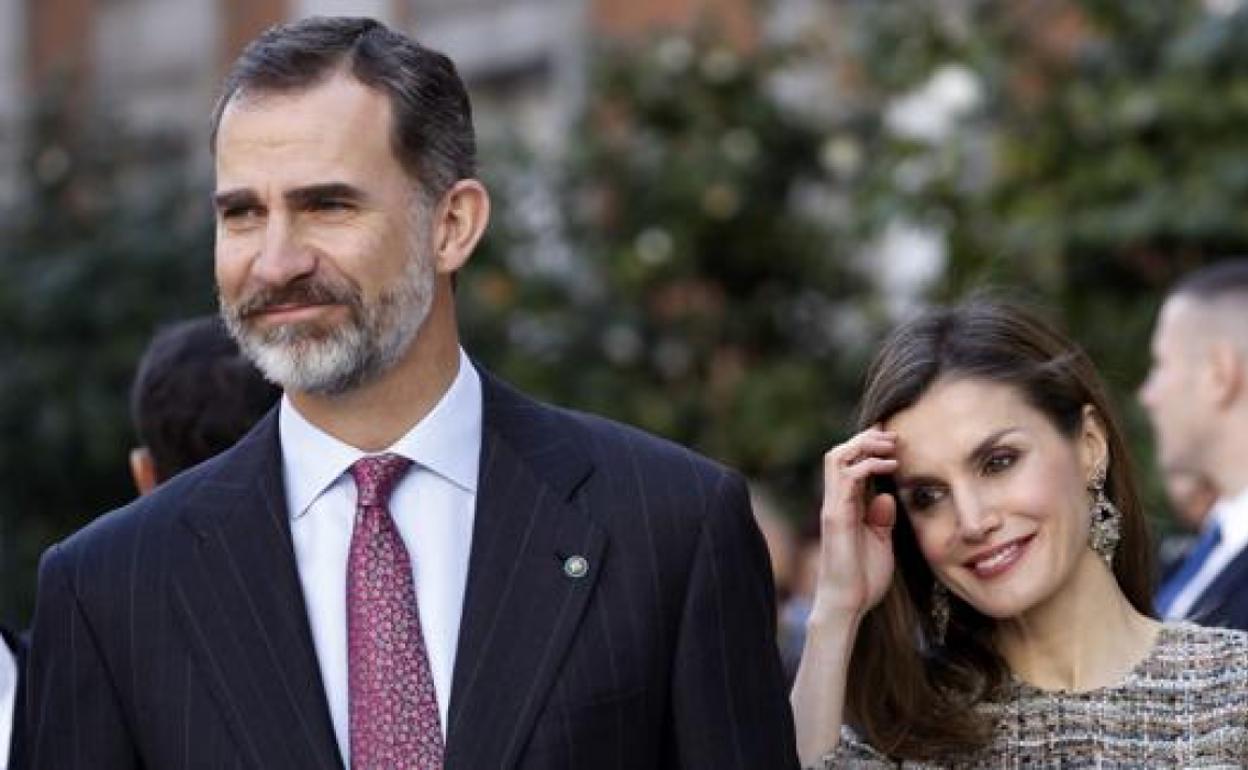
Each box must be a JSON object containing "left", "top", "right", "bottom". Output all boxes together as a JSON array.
[{"left": 347, "top": 454, "right": 444, "bottom": 770}]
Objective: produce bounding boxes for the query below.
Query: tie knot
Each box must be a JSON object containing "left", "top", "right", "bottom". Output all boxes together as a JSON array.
[{"left": 350, "top": 454, "right": 412, "bottom": 508}]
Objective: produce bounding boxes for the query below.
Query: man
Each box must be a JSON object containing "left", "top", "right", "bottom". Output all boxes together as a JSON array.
[
  {"left": 1154, "top": 468, "right": 1220, "bottom": 581},
  {"left": 27, "top": 17, "right": 797, "bottom": 770},
  {"left": 128, "top": 315, "right": 280, "bottom": 493},
  {"left": 1142, "top": 258, "right": 1248, "bottom": 630}
]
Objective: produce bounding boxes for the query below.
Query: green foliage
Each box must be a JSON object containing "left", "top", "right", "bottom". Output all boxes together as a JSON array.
[
  {"left": 822, "top": 0, "right": 1248, "bottom": 517},
  {"left": 0, "top": 95, "right": 215, "bottom": 622},
  {"left": 460, "top": 32, "right": 878, "bottom": 514},
  {"left": 465, "top": 0, "right": 1248, "bottom": 537},
  {"left": 6, "top": 0, "right": 1248, "bottom": 620}
]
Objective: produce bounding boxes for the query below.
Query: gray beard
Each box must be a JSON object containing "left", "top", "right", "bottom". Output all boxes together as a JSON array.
[{"left": 221, "top": 247, "right": 435, "bottom": 397}]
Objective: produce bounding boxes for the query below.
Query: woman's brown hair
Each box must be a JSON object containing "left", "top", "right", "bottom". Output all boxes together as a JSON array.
[{"left": 843, "top": 298, "right": 1152, "bottom": 760}]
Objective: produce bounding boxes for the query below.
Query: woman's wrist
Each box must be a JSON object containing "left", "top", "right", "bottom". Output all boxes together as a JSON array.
[{"left": 804, "top": 604, "right": 865, "bottom": 649}]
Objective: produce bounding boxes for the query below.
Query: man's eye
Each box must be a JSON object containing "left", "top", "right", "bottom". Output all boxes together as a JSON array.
[
  {"left": 221, "top": 206, "right": 262, "bottom": 223},
  {"left": 312, "top": 199, "right": 354, "bottom": 213}
]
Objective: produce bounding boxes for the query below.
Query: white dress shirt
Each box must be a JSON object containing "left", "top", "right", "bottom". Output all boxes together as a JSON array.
[
  {"left": 282, "top": 350, "right": 481, "bottom": 766},
  {"left": 0, "top": 636, "right": 14, "bottom": 770},
  {"left": 1167, "top": 486, "right": 1248, "bottom": 620}
]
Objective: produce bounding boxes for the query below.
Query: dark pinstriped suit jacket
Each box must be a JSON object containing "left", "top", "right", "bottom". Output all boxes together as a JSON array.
[
  {"left": 1187, "top": 543, "right": 1248, "bottom": 632},
  {"left": 27, "top": 370, "right": 799, "bottom": 769}
]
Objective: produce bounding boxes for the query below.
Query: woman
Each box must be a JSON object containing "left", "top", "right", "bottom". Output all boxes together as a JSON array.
[{"left": 792, "top": 300, "right": 1248, "bottom": 767}]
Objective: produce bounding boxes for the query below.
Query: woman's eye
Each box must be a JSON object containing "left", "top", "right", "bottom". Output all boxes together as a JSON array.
[
  {"left": 906, "top": 486, "right": 943, "bottom": 512},
  {"left": 983, "top": 450, "right": 1017, "bottom": 475}
]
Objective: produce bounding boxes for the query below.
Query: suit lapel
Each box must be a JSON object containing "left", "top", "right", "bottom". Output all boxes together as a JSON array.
[
  {"left": 170, "top": 414, "right": 344, "bottom": 770},
  {"left": 1189, "top": 544, "right": 1248, "bottom": 624},
  {"left": 445, "top": 373, "right": 606, "bottom": 770}
]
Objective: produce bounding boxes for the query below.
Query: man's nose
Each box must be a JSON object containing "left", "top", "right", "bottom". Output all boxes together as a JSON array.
[{"left": 253, "top": 216, "right": 316, "bottom": 286}]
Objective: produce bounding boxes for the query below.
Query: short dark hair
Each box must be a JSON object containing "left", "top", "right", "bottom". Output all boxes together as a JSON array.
[
  {"left": 130, "top": 317, "right": 281, "bottom": 482},
  {"left": 1171, "top": 257, "right": 1248, "bottom": 302},
  {"left": 845, "top": 298, "right": 1151, "bottom": 761},
  {"left": 209, "top": 16, "right": 476, "bottom": 202}
]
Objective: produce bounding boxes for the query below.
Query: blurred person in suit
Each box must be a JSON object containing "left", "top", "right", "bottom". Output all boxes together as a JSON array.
[
  {"left": 1164, "top": 468, "right": 1221, "bottom": 534},
  {"left": 751, "top": 483, "right": 799, "bottom": 599},
  {"left": 129, "top": 315, "right": 281, "bottom": 493},
  {"left": 1142, "top": 259, "right": 1248, "bottom": 629},
  {"left": 777, "top": 514, "right": 822, "bottom": 685},
  {"left": 1155, "top": 469, "right": 1220, "bottom": 581},
  {"left": 750, "top": 485, "right": 804, "bottom": 681},
  {"left": 26, "top": 16, "right": 797, "bottom": 770}
]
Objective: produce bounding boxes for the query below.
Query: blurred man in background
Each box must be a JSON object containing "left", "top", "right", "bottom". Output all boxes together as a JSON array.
[
  {"left": 1163, "top": 468, "right": 1222, "bottom": 535},
  {"left": 1155, "top": 469, "right": 1221, "bottom": 580},
  {"left": 1142, "top": 259, "right": 1248, "bottom": 629},
  {"left": 128, "top": 315, "right": 280, "bottom": 493}
]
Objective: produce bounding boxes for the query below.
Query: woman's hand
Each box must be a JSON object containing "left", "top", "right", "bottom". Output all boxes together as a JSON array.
[
  {"left": 811, "top": 427, "right": 899, "bottom": 622},
  {"left": 791, "top": 427, "right": 900, "bottom": 765}
]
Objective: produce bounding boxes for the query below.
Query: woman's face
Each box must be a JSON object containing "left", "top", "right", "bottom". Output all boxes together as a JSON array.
[{"left": 884, "top": 377, "right": 1107, "bottom": 621}]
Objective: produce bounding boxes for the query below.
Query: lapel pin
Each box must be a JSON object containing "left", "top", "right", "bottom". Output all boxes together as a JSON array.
[{"left": 562, "top": 554, "right": 589, "bottom": 579}]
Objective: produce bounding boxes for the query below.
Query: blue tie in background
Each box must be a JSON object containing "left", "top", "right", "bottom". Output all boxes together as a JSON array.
[{"left": 1156, "top": 522, "right": 1222, "bottom": 618}]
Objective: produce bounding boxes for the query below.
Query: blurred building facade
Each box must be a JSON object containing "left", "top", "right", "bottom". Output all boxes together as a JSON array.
[{"left": 0, "top": 0, "right": 756, "bottom": 205}]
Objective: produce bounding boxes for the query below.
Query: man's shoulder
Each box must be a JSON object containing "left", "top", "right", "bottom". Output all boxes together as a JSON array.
[
  {"left": 562, "top": 404, "right": 732, "bottom": 478},
  {"left": 1209, "top": 538, "right": 1248, "bottom": 588},
  {"left": 481, "top": 370, "right": 736, "bottom": 486},
  {"left": 47, "top": 430, "right": 264, "bottom": 573}
]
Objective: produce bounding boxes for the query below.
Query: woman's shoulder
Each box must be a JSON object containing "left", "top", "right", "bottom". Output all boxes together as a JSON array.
[
  {"left": 1140, "top": 621, "right": 1248, "bottom": 684},
  {"left": 1154, "top": 621, "right": 1248, "bottom": 657},
  {"left": 805, "top": 726, "right": 924, "bottom": 769}
]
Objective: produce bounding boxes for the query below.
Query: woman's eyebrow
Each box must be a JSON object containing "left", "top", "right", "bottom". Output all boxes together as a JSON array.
[{"left": 894, "top": 427, "right": 1022, "bottom": 488}]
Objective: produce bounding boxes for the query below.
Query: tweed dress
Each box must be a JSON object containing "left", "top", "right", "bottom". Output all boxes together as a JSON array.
[{"left": 812, "top": 623, "right": 1248, "bottom": 769}]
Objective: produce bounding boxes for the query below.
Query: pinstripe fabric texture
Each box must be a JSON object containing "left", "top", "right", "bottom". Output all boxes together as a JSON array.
[{"left": 26, "top": 367, "right": 799, "bottom": 770}]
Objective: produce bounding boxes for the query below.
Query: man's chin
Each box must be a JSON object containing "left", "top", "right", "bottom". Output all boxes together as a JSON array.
[
  {"left": 247, "top": 351, "right": 360, "bottom": 396},
  {"left": 240, "top": 333, "right": 378, "bottom": 395},
  {"left": 241, "top": 317, "right": 344, "bottom": 346}
]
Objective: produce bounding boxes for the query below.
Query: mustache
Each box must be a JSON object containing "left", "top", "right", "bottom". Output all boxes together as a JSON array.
[{"left": 233, "top": 277, "right": 361, "bottom": 319}]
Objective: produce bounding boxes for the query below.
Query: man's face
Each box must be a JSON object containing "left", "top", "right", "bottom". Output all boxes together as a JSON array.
[
  {"left": 1138, "top": 297, "right": 1210, "bottom": 475},
  {"left": 214, "top": 73, "right": 435, "bottom": 396}
]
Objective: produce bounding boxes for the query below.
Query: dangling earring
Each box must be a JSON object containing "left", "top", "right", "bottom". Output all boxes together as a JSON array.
[
  {"left": 1088, "top": 466, "right": 1121, "bottom": 566},
  {"left": 930, "top": 581, "right": 950, "bottom": 645}
]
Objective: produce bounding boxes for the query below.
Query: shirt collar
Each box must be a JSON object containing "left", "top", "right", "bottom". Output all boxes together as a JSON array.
[
  {"left": 279, "top": 348, "right": 482, "bottom": 519},
  {"left": 1213, "top": 485, "right": 1248, "bottom": 551}
]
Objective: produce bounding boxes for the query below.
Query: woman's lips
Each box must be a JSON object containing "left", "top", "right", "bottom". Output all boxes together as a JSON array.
[{"left": 964, "top": 535, "right": 1034, "bottom": 579}]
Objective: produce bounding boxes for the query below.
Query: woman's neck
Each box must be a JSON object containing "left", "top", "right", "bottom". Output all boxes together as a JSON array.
[{"left": 994, "top": 550, "right": 1160, "bottom": 692}]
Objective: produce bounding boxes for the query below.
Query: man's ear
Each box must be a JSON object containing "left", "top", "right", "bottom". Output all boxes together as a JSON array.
[
  {"left": 1079, "top": 404, "right": 1110, "bottom": 481},
  {"left": 431, "top": 179, "right": 490, "bottom": 275},
  {"left": 1208, "top": 339, "right": 1244, "bottom": 409},
  {"left": 130, "top": 447, "right": 159, "bottom": 496}
]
